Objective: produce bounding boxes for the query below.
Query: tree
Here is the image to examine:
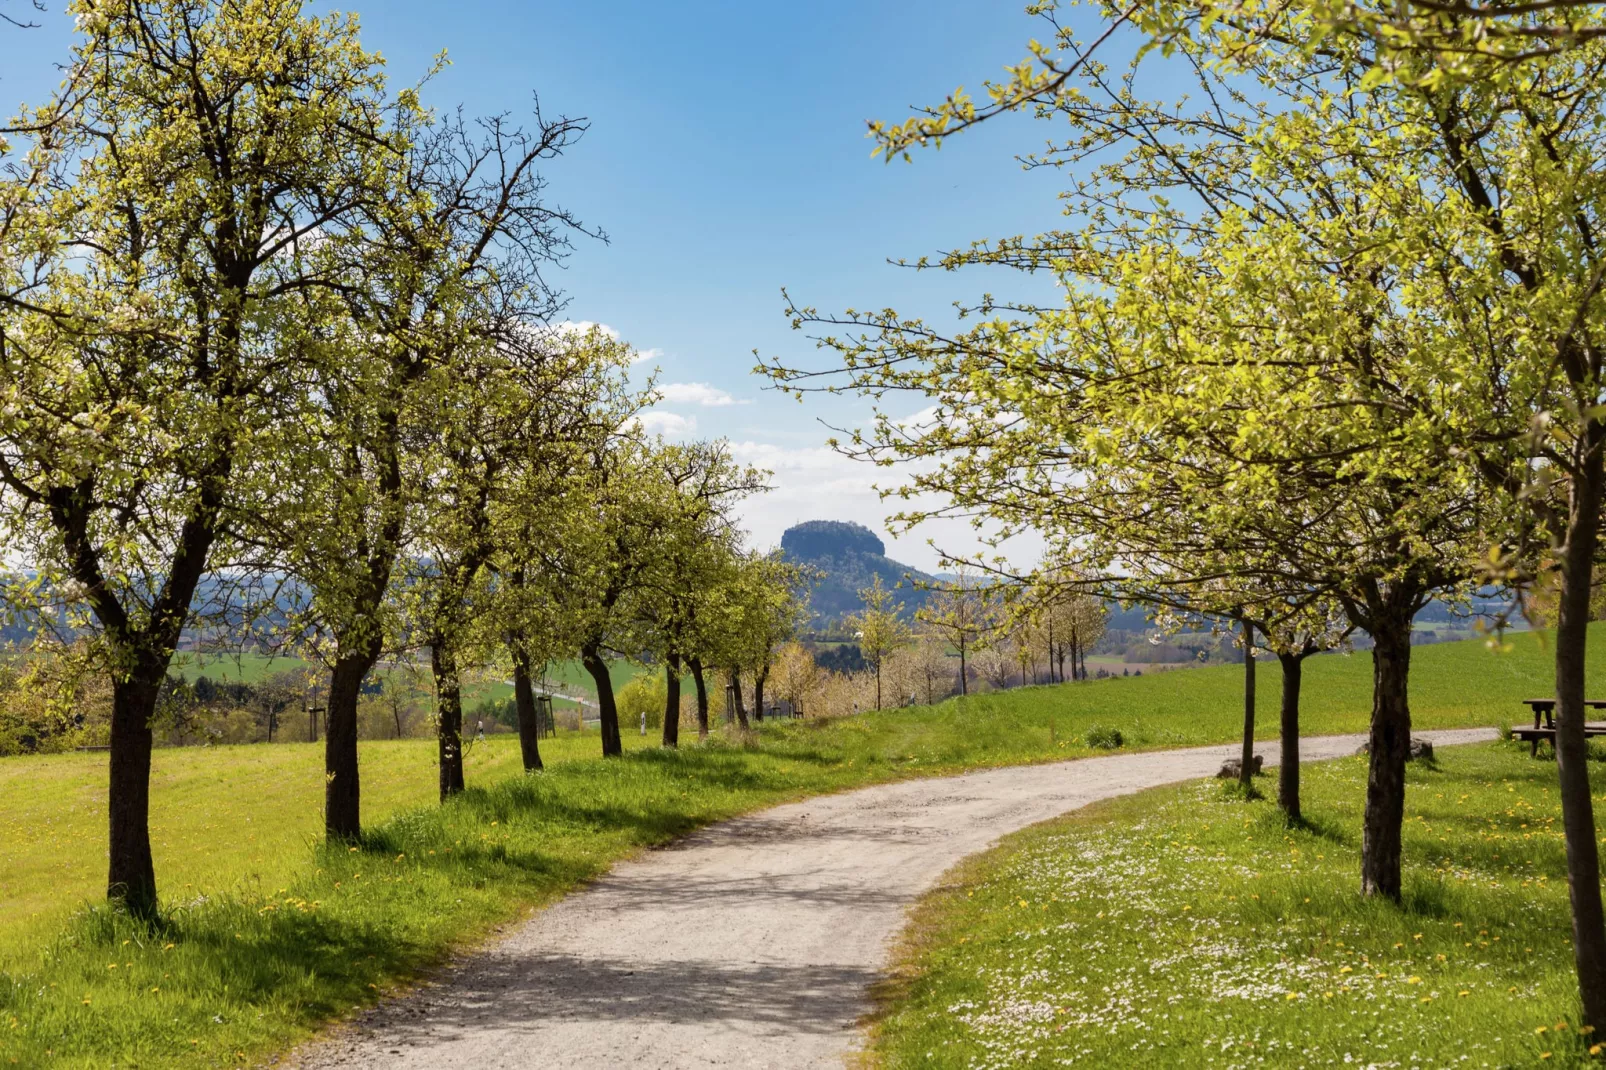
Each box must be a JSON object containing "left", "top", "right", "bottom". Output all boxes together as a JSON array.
[
  {"left": 530, "top": 432, "right": 690, "bottom": 757},
  {"left": 918, "top": 568, "right": 989, "bottom": 697},
  {"left": 906, "top": 631, "right": 952, "bottom": 705},
  {"left": 769, "top": 641, "right": 820, "bottom": 715},
  {"left": 633, "top": 441, "right": 768, "bottom": 747},
  {"left": 849, "top": 575, "right": 910, "bottom": 710},
  {"left": 761, "top": 6, "right": 1528, "bottom": 915},
  {"left": 0, "top": 0, "right": 395, "bottom": 917},
  {"left": 261, "top": 103, "right": 594, "bottom": 834},
  {"left": 696, "top": 551, "right": 810, "bottom": 727},
  {"left": 0, "top": 0, "right": 41, "bottom": 30},
  {"left": 486, "top": 326, "right": 639, "bottom": 770}
]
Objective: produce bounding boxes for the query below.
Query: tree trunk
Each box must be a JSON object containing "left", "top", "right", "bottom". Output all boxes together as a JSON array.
[
  {"left": 1079, "top": 642, "right": 1088, "bottom": 681},
  {"left": 583, "top": 644, "right": 622, "bottom": 757},
  {"left": 1555, "top": 420, "right": 1606, "bottom": 1033},
  {"left": 754, "top": 664, "right": 769, "bottom": 721},
  {"left": 728, "top": 666, "right": 750, "bottom": 728},
  {"left": 1239, "top": 618, "right": 1256, "bottom": 792},
  {"left": 1361, "top": 604, "right": 1413, "bottom": 900},
  {"left": 663, "top": 654, "right": 682, "bottom": 748},
  {"left": 431, "top": 638, "right": 466, "bottom": 800},
  {"left": 324, "top": 650, "right": 372, "bottom": 841},
  {"left": 958, "top": 636, "right": 969, "bottom": 696},
  {"left": 874, "top": 661, "right": 882, "bottom": 710},
  {"left": 1278, "top": 650, "right": 1304, "bottom": 823},
  {"left": 107, "top": 671, "right": 160, "bottom": 919},
  {"left": 1047, "top": 618, "right": 1056, "bottom": 683},
  {"left": 689, "top": 657, "right": 710, "bottom": 740},
  {"left": 512, "top": 648, "right": 544, "bottom": 772}
]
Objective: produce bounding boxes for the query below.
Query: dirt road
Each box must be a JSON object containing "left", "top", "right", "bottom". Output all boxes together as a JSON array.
[{"left": 292, "top": 728, "right": 1495, "bottom": 1069}]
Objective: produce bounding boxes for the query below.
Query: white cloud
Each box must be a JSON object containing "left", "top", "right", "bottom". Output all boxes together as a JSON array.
[
  {"left": 551, "top": 322, "right": 661, "bottom": 365},
  {"left": 656, "top": 382, "right": 747, "bottom": 407},
  {"left": 634, "top": 410, "right": 697, "bottom": 437},
  {"left": 551, "top": 320, "right": 620, "bottom": 341}
]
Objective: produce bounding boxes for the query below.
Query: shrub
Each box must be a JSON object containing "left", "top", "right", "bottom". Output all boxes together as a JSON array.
[
  {"left": 1085, "top": 725, "right": 1124, "bottom": 750},
  {"left": 616, "top": 672, "right": 668, "bottom": 730}
]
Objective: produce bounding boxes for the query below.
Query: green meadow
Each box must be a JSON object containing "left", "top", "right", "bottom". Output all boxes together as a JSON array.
[
  {"left": 168, "top": 652, "right": 648, "bottom": 708},
  {"left": 869, "top": 742, "right": 1600, "bottom": 1067},
  {"left": 0, "top": 627, "right": 1593, "bottom": 1066}
]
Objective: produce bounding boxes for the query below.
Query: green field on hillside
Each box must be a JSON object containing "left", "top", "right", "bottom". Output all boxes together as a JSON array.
[
  {"left": 169, "top": 652, "right": 646, "bottom": 708},
  {"left": 0, "top": 627, "right": 1596, "bottom": 1067},
  {"left": 870, "top": 741, "right": 1598, "bottom": 1067}
]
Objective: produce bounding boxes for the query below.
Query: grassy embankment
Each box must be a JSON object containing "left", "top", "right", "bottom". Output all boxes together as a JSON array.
[
  {"left": 0, "top": 627, "right": 1592, "bottom": 1066},
  {"left": 869, "top": 741, "right": 1601, "bottom": 1067}
]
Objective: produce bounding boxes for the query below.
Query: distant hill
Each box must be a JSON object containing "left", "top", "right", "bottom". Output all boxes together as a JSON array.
[{"left": 779, "top": 521, "right": 932, "bottom": 628}]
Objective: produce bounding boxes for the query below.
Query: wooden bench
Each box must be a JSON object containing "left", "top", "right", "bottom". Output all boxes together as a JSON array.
[{"left": 1517, "top": 699, "right": 1606, "bottom": 756}]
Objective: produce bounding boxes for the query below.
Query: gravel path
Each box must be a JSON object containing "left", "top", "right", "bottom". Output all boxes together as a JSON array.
[{"left": 291, "top": 728, "right": 1495, "bottom": 1069}]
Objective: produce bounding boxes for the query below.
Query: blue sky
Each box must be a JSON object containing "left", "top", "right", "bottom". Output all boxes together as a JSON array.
[{"left": 0, "top": 1, "right": 1090, "bottom": 570}]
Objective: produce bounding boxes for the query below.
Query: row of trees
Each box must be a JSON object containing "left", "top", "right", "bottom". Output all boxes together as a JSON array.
[
  {"left": 767, "top": 0, "right": 1606, "bottom": 1033},
  {"left": 849, "top": 571, "right": 1107, "bottom": 709},
  {"left": 0, "top": 1, "right": 809, "bottom": 921}
]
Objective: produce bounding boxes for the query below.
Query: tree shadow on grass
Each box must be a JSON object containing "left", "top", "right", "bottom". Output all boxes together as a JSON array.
[{"left": 1285, "top": 809, "right": 1354, "bottom": 848}]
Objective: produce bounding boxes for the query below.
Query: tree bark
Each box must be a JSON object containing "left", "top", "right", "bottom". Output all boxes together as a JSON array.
[
  {"left": 663, "top": 654, "right": 682, "bottom": 748},
  {"left": 1277, "top": 649, "right": 1304, "bottom": 823},
  {"left": 431, "top": 638, "right": 466, "bottom": 800},
  {"left": 583, "top": 643, "right": 622, "bottom": 757},
  {"left": 958, "top": 636, "right": 969, "bottom": 696},
  {"left": 688, "top": 656, "right": 710, "bottom": 740},
  {"left": 324, "top": 649, "right": 372, "bottom": 840},
  {"left": 728, "top": 666, "right": 750, "bottom": 728},
  {"left": 754, "top": 664, "right": 769, "bottom": 721},
  {"left": 1361, "top": 603, "right": 1413, "bottom": 900},
  {"left": 1047, "top": 617, "right": 1056, "bottom": 683},
  {"left": 1554, "top": 419, "right": 1606, "bottom": 1033},
  {"left": 1239, "top": 618, "right": 1256, "bottom": 791},
  {"left": 512, "top": 647, "right": 544, "bottom": 772},
  {"left": 107, "top": 671, "right": 160, "bottom": 918}
]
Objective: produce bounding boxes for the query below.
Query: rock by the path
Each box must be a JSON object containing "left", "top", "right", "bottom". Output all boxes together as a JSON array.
[
  {"left": 1216, "top": 754, "right": 1263, "bottom": 779},
  {"left": 1354, "top": 737, "right": 1435, "bottom": 761}
]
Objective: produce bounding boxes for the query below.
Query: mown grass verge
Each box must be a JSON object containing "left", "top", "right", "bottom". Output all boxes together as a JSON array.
[
  {"left": 867, "top": 740, "right": 1602, "bottom": 1068},
  {"left": 0, "top": 626, "right": 1593, "bottom": 1067}
]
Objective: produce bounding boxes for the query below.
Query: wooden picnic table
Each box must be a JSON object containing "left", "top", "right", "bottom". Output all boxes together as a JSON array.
[{"left": 1514, "top": 698, "right": 1606, "bottom": 756}]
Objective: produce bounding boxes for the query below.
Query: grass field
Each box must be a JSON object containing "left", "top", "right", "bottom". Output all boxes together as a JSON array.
[
  {"left": 169, "top": 652, "right": 646, "bottom": 707},
  {"left": 0, "top": 626, "right": 1597, "bottom": 1066},
  {"left": 868, "top": 741, "right": 1598, "bottom": 1067}
]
